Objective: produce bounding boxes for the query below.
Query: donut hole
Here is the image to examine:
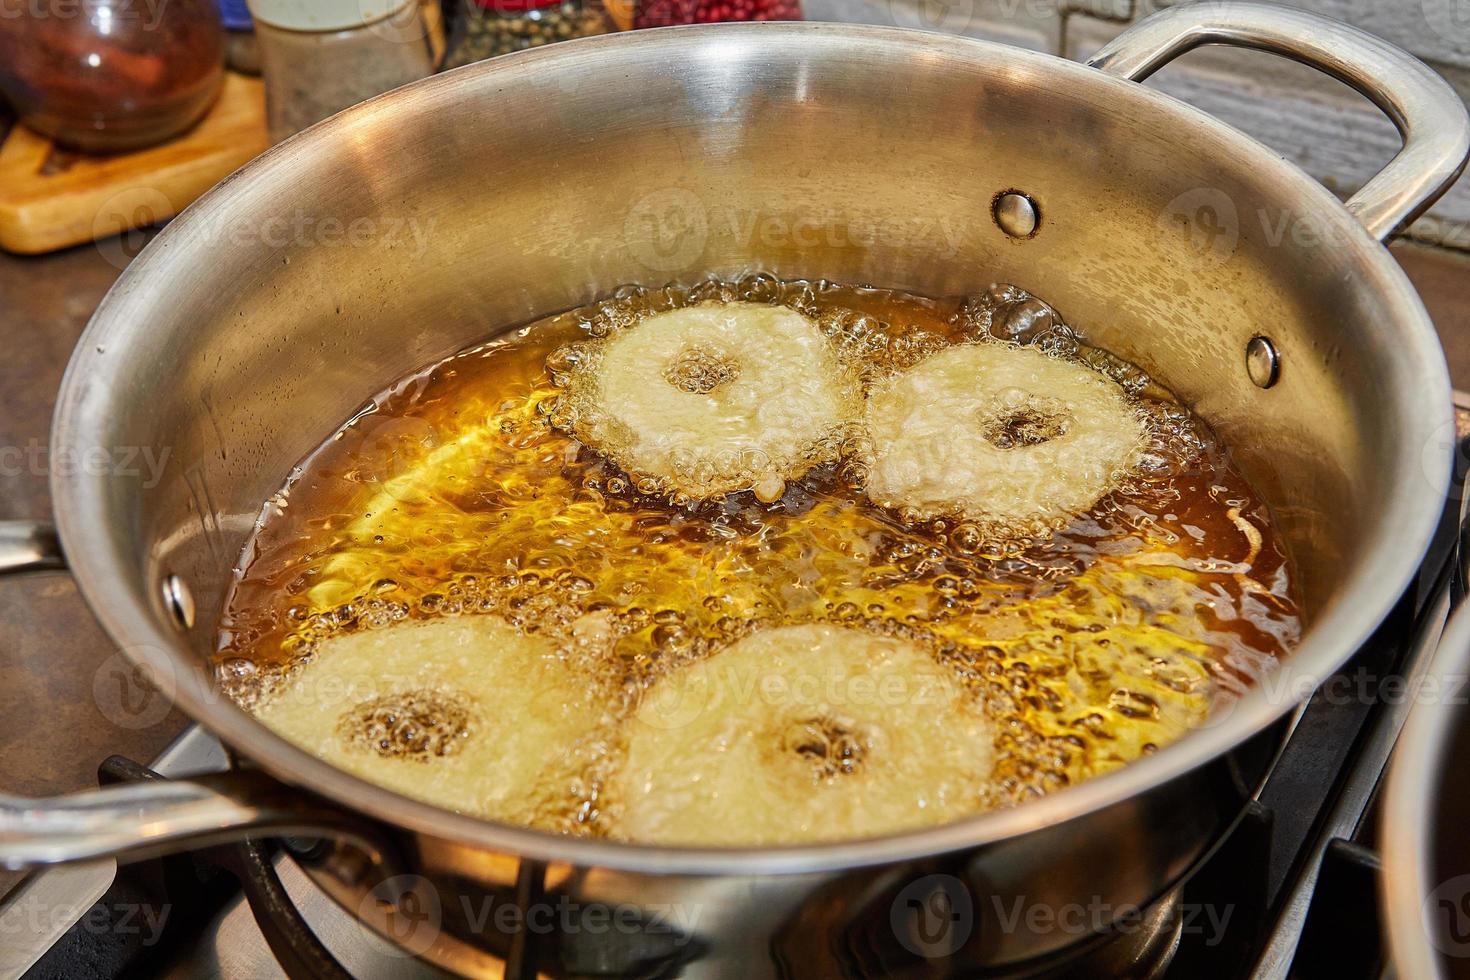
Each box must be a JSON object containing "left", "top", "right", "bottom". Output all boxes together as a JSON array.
[
  {"left": 337, "top": 689, "right": 474, "bottom": 761},
  {"left": 980, "top": 405, "right": 1072, "bottom": 450},
  {"left": 781, "top": 715, "right": 869, "bottom": 780},
  {"left": 663, "top": 346, "right": 741, "bottom": 395}
]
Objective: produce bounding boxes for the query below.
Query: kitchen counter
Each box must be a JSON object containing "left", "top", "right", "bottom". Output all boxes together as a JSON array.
[
  {"left": 0, "top": 231, "right": 1467, "bottom": 899},
  {"left": 0, "top": 228, "right": 182, "bottom": 900},
  {"left": 0, "top": 227, "right": 185, "bottom": 808}
]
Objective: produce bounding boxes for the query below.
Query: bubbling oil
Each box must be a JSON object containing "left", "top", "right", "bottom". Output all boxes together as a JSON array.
[{"left": 217, "top": 276, "right": 1301, "bottom": 839}]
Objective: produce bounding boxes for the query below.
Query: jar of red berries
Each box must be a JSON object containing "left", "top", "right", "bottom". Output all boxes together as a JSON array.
[{"left": 634, "top": 0, "right": 802, "bottom": 28}]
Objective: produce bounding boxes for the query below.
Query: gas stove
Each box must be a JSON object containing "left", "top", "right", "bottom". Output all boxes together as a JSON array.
[{"left": 4, "top": 420, "right": 1466, "bottom": 980}]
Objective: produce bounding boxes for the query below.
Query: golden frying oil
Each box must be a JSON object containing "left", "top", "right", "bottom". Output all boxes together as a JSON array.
[{"left": 217, "top": 276, "right": 1301, "bottom": 833}]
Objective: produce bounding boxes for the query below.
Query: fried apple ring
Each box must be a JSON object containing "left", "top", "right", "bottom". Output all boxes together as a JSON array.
[
  {"left": 559, "top": 302, "right": 861, "bottom": 502},
  {"left": 861, "top": 343, "right": 1145, "bottom": 537},
  {"left": 256, "top": 617, "right": 605, "bottom": 827},
  {"left": 612, "top": 624, "right": 994, "bottom": 845}
]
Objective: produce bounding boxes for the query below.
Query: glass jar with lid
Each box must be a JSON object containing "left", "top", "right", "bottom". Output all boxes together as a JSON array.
[
  {"left": 444, "top": 0, "right": 616, "bottom": 69},
  {"left": 248, "top": 0, "right": 440, "bottom": 143},
  {"left": 0, "top": 0, "right": 225, "bottom": 152}
]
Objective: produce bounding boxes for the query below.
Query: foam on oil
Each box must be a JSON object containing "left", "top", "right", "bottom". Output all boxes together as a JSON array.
[{"left": 217, "top": 276, "right": 1301, "bottom": 840}]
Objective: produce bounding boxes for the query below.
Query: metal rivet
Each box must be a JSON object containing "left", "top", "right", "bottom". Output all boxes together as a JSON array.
[
  {"left": 1246, "top": 336, "right": 1280, "bottom": 389},
  {"left": 161, "top": 574, "right": 196, "bottom": 630},
  {"left": 994, "top": 191, "right": 1040, "bottom": 239}
]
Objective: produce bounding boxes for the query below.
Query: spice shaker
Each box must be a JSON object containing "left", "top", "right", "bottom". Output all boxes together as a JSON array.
[
  {"left": 634, "top": 0, "right": 801, "bottom": 26},
  {"left": 444, "top": 0, "right": 615, "bottom": 69},
  {"left": 219, "top": 0, "right": 262, "bottom": 75},
  {"left": 0, "top": 0, "right": 225, "bottom": 152},
  {"left": 248, "top": 0, "right": 439, "bottom": 143}
]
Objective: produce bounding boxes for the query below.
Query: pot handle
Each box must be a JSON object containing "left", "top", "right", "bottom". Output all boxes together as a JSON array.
[
  {"left": 1086, "top": 0, "right": 1470, "bottom": 242},
  {"left": 0, "top": 766, "right": 391, "bottom": 869},
  {"left": 0, "top": 526, "right": 393, "bottom": 872},
  {"left": 0, "top": 520, "right": 65, "bottom": 575}
]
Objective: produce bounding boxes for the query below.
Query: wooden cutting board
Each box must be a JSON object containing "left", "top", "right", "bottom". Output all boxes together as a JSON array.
[{"left": 0, "top": 71, "right": 269, "bottom": 255}]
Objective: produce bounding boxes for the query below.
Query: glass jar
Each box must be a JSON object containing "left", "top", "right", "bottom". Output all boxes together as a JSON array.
[
  {"left": 0, "top": 0, "right": 225, "bottom": 152},
  {"left": 445, "top": 0, "right": 615, "bottom": 69},
  {"left": 634, "top": 0, "right": 802, "bottom": 27},
  {"left": 248, "top": 0, "right": 439, "bottom": 143}
]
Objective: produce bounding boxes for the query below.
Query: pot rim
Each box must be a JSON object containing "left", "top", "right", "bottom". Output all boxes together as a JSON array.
[
  {"left": 1381, "top": 601, "right": 1469, "bottom": 978},
  {"left": 52, "top": 22, "right": 1454, "bottom": 875}
]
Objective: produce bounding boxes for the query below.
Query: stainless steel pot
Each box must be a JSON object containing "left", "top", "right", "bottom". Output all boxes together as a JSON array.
[
  {"left": 1384, "top": 599, "right": 1470, "bottom": 979},
  {"left": 2, "top": 3, "right": 1467, "bottom": 975}
]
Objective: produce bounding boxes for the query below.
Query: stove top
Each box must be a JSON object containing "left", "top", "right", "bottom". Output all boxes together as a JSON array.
[
  {"left": 5, "top": 477, "right": 1461, "bottom": 980},
  {"left": 6, "top": 421, "right": 1469, "bottom": 980}
]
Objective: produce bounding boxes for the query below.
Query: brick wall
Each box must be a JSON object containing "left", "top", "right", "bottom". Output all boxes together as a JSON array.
[{"left": 806, "top": 0, "right": 1470, "bottom": 248}]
